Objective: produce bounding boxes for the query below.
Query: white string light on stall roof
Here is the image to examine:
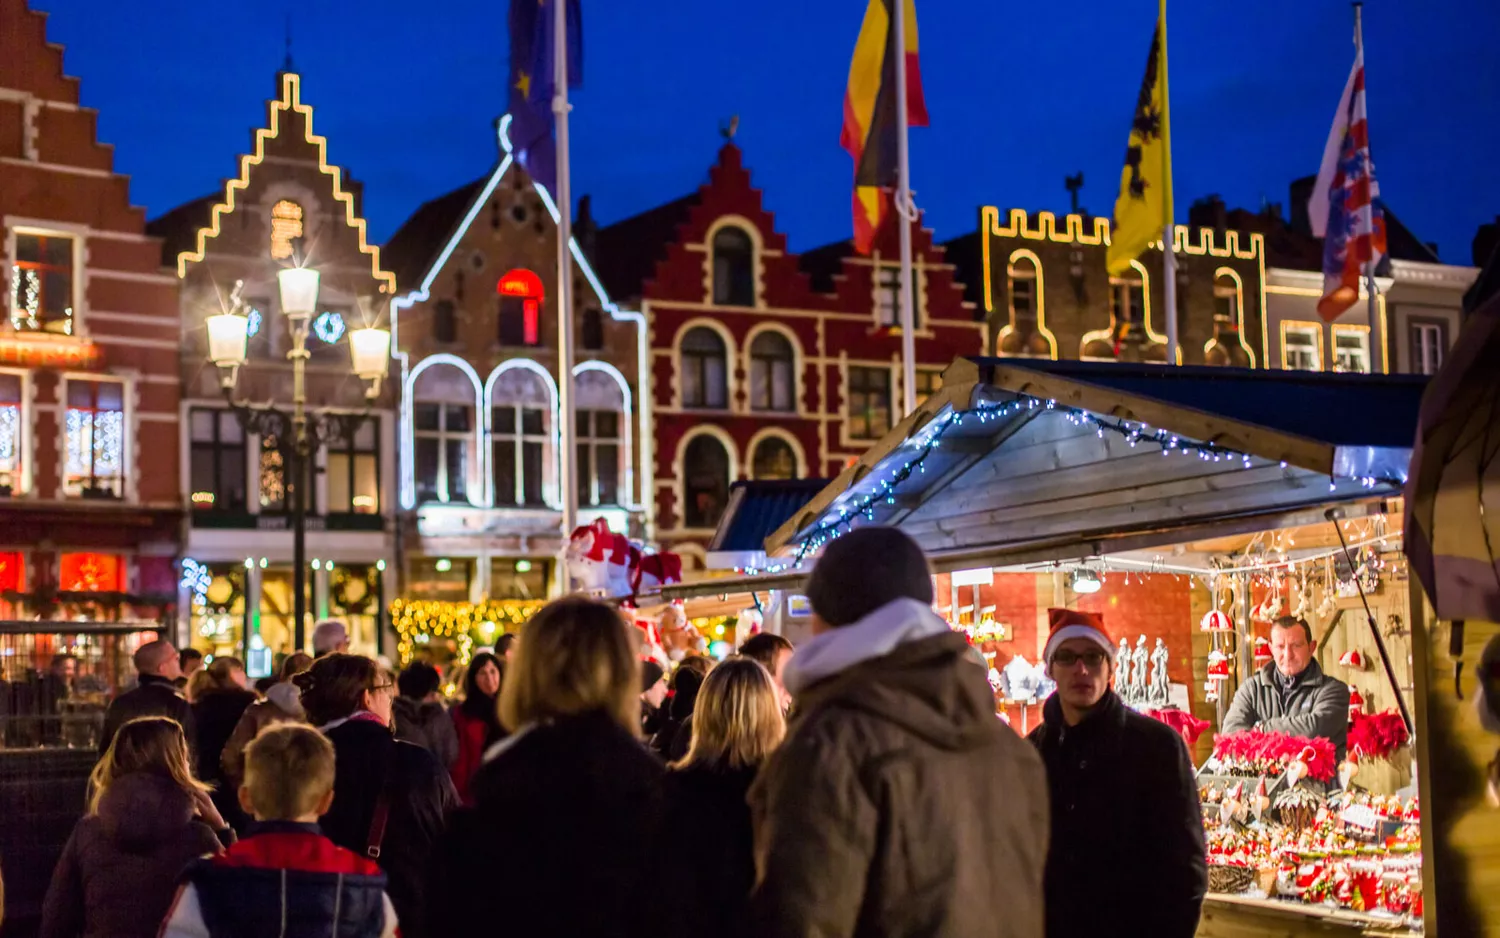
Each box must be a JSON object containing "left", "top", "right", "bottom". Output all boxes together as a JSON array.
[{"left": 788, "top": 395, "right": 1408, "bottom": 563}]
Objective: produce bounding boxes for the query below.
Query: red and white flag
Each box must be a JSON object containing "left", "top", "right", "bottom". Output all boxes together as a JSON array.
[{"left": 1308, "top": 38, "right": 1386, "bottom": 322}]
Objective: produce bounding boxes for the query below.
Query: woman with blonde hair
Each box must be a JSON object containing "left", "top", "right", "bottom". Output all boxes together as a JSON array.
[
  {"left": 40, "top": 717, "right": 230, "bottom": 938},
  {"left": 432, "top": 597, "right": 665, "bottom": 938},
  {"left": 660, "top": 656, "right": 786, "bottom": 938}
]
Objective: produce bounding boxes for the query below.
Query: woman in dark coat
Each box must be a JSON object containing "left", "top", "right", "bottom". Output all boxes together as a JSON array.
[
  {"left": 189, "top": 656, "right": 257, "bottom": 831},
  {"left": 41, "top": 717, "right": 230, "bottom": 938},
  {"left": 431, "top": 598, "right": 665, "bottom": 938},
  {"left": 448, "top": 652, "right": 503, "bottom": 804},
  {"left": 660, "top": 657, "right": 786, "bottom": 938},
  {"left": 650, "top": 654, "right": 710, "bottom": 760},
  {"left": 296, "top": 654, "right": 457, "bottom": 938}
]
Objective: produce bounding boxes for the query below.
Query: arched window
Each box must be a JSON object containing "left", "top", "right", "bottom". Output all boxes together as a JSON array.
[
  {"left": 497, "top": 268, "right": 543, "bottom": 347},
  {"left": 1109, "top": 270, "right": 1145, "bottom": 328},
  {"left": 680, "top": 327, "right": 728, "bottom": 409},
  {"left": 574, "top": 370, "right": 624, "bottom": 508},
  {"left": 749, "top": 331, "right": 795, "bottom": 412},
  {"left": 1214, "top": 273, "right": 1239, "bottom": 325},
  {"left": 412, "top": 365, "right": 476, "bottom": 504},
  {"left": 711, "top": 226, "right": 755, "bottom": 307},
  {"left": 1008, "top": 256, "right": 1038, "bottom": 323},
  {"left": 490, "top": 368, "right": 551, "bottom": 507},
  {"left": 683, "top": 435, "right": 730, "bottom": 529},
  {"left": 751, "top": 437, "right": 796, "bottom": 481}
]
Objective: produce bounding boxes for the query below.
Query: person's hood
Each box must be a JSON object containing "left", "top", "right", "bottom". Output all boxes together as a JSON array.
[
  {"left": 264, "top": 680, "right": 304, "bottom": 717},
  {"left": 669, "top": 668, "right": 705, "bottom": 721},
  {"left": 392, "top": 696, "right": 445, "bottom": 724},
  {"left": 789, "top": 600, "right": 997, "bottom": 751},
  {"left": 96, "top": 773, "right": 195, "bottom": 851}
]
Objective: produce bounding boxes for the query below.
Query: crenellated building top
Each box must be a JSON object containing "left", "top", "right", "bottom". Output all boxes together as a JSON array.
[{"left": 980, "top": 206, "right": 1264, "bottom": 261}]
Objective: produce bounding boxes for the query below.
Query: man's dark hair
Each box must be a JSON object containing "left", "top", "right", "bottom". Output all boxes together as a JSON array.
[
  {"left": 397, "top": 661, "right": 442, "bottom": 699},
  {"left": 805, "top": 526, "right": 933, "bottom": 627},
  {"left": 179, "top": 648, "right": 203, "bottom": 669},
  {"left": 495, "top": 633, "right": 517, "bottom": 656},
  {"left": 1272, "top": 615, "right": 1315, "bottom": 645},
  {"left": 738, "top": 632, "right": 793, "bottom": 670}
]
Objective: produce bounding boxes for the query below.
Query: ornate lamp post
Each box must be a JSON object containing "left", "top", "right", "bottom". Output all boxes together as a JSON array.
[{"left": 205, "top": 269, "right": 390, "bottom": 651}]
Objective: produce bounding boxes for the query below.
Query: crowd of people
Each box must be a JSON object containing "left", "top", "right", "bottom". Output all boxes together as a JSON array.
[{"left": 32, "top": 526, "right": 1209, "bottom": 938}]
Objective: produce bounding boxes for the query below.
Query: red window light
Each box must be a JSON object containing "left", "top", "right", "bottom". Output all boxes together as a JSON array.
[{"left": 497, "top": 269, "right": 544, "bottom": 348}]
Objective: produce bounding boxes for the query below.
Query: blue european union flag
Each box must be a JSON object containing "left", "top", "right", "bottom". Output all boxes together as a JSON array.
[{"left": 508, "top": 0, "right": 582, "bottom": 196}]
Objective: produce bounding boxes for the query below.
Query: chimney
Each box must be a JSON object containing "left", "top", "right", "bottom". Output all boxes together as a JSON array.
[
  {"left": 1188, "top": 194, "right": 1227, "bottom": 231},
  {"left": 1473, "top": 216, "right": 1500, "bottom": 269},
  {"left": 1289, "top": 176, "right": 1316, "bottom": 235}
]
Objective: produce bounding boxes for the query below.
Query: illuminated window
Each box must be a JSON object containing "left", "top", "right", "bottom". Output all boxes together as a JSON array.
[
  {"left": 847, "top": 366, "right": 892, "bottom": 440},
  {"left": 711, "top": 226, "right": 755, "bottom": 307},
  {"left": 409, "top": 557, "right": 471, "bottom": 603},
  {"left": 915, "top": 368, "right": 943, "bottom": 405},
  {"left": 10, "top": 232, "right": 75, "bottom": 333},
  {"left": 269, "top": 201, "right": 304, "bottom": 260},
  {"left": 326, "top": 417, "right": 379, "bottom": 514},
  {"left": 683, "top": 435, "right": 730, "bottom": 529},
  {"left": 0, "top": 372, "right": 21, "bottom": 496},
  {"left": 1110, "top": 273, "right": 1145, "bottom": 327},
  {"left": 1333, "top": 327, "right": 1370, "bottom": 374},
  {"left": 491, "top": 557, "right": 549, "bottom": 600},
  {"left": 493, "top": 403, "right": 547, "bottom": 507},
  {"left": 581, "top": 306, "right": 604, "bottom": 351},
  {"left": 1409, "top": 320, "right": 1446, "bottom": 375},
  {"left": 681, "top": 327, "right": 728, "bottom": 409},
  {"left": 749, "top": 331, "right": 795, "bottom": 412},
  {"left": 1283, "top": 324, "right": 1321, "bottom": 371},
  {"left": 576, "top": 410, "right": 621, "bottom": 507},
  {"left": 433, "top": 300, "right": 457, "bottom": 344},
  {"left": 497, "top": 269, "right": 543, "bottom": 347},
  {"left": 260, "top": 434, "right": 286, "bottom": 511},
  {"left": 189, "top": 408, "right": 246, "bottom": 512},
  {"left": 59, "top": 552, "right": 125, "bottom": 592},
  {"left": 1214, "top": 275, "right": 1240, "bottom": 324},
  {"left": 1009, "top": 259, "right": 1038, "bottom": 322},
  {"left": 873, "top": 265, "right": 920, "bottom": 329},
  {"left": 414, "top": 403, "right": 471, "bottom": 504},
  {"left": 752, "top": 437, "right": 796, "bottom": 481},
  {"left": 65, "top": 379, "right": 125, "bottom": 499}
]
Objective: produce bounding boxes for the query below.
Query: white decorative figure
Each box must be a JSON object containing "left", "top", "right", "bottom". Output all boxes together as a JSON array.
[
  {"left": 1128, "top": 636, "right": 1150, "bottom": 705},
  {"left": 1116, "top": 636, "right": 1133, "bottom": 693},
  {"left": 1149, "top": 638, "right": 1171, "bottom": 707}
]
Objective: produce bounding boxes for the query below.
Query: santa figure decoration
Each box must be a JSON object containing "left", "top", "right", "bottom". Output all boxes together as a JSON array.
[
  {"left": 1348, "top": 688, "right": 1366, "bottom": 723},
  {"left": 1253, "top": 636, "right": 1272, "bottom": 668},
  {"left": 1206, "top": 649, "right": 1232, "bottom": 681},
  {"left": 566, "top": 518, "right": 684, "bottom": 601}
]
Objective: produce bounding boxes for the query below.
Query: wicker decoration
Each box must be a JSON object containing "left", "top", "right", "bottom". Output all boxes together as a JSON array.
[{"left": 1208, "top": 864, "right": 1257, "bottom": 894}]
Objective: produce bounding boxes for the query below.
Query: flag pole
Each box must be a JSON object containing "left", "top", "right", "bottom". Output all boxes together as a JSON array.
[
  {"left": 1159, "top": 0, "right": 1178, "bottom": 366},
  {"left": 892, "top": 0, "right": 918, "bottom": 415},
  {"left": 1354, "top": 2, "right": 1378, "bottom": 330},
  {"left": 554, "top": 0, "right": 578, "bottom": 543}
]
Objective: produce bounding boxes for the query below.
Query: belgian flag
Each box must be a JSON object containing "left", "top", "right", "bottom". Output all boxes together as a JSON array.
[{"left": 842, "top": 0, "right": 927, "bottom": 255}]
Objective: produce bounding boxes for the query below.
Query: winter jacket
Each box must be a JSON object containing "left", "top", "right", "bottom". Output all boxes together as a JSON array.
[
  {"left": 1029, "top": 690, "right": 1207, "bottom": 938},
  {"left": 748, "top": 598, "right": 1049, "bottom": 938},
  {"left": 660, "top": 764, "right": 759, "bottom": 938},
  {"left": 192, "top": 687, "right": 258, "bottom": 832},
  {"left": 160, "top": 822, "right": 397, "bottom": 938},
  {"left": 392, "top": 697, "right": 458, "bottom": 768},
  {"left": 39, "top": 773, "right": 225, "bottom": 938},
  {"left": 99, "top": 675, "right": 195, "bottom": 755},
  {"left": 431, "top": 709, "right": 665, "bottom": 938},
  {"left": 219, "top": 685, "right": 305, "bottom": 791},
  {"left": 649, "top": 669, "right": 704, "bottom": 759},
  {"left": 1221, "top": 659, "right": 1352, "bottom": 759},
  {"left": 319, "top": 717, "right": 457, "bottom": 938},
  {"left": 448, "top": 701, "right": 498, "bottom": 805}
]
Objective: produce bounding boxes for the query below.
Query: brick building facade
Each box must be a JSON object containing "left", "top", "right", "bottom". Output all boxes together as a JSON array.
[{"left": 0, "top": 0, "right": 182, "bottom": 621}]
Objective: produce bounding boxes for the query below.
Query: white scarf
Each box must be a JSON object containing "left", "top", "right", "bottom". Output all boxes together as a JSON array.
[{"left": 782, "top": 598, "right": 950, "bottom": 696}]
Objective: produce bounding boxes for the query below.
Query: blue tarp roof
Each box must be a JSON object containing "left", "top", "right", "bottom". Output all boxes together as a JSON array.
[
  {"left": 710, "top": 479, "right": 832, "bottom": 553},
  {"left": 977, "top": 359, "right": 1429, "bottom": 450}
]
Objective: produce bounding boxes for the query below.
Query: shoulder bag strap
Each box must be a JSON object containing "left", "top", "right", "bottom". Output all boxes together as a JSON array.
[{"left": 365, "top": 742, "right": 397, "bottom": 859}]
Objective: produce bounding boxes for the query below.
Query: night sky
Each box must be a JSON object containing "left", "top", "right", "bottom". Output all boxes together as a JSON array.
[{"left": 36, "top": 0, "right": 1500, "bottom": 267}]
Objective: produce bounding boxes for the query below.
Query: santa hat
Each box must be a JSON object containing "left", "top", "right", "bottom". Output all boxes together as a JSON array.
[{"left": 1043, "top": 608, "right": 1113, "bottom": 663}]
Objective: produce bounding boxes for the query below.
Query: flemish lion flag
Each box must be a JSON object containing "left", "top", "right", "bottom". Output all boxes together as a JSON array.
[
  {"left": 842, "top": 0, "right": 927, "bottom": 255},
  {"left": 1106, "top": 2, "right": 1172, "bottom": 276}
]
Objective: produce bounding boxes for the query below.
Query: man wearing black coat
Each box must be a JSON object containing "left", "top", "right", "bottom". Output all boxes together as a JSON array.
[
  {"left": 1029, "top": 609, "right": 1206, "bottom": 938},
  {"left": 100, "top": 639, "right": 193, "bottom": 754}
]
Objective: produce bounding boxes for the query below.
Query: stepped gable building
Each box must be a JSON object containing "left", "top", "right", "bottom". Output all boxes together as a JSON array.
[
  {"left": 0, "top": 0, "right": 182, "bottom": 623},
  {"left": 593, "top": 142, "right": 985, "bottom": 565},
  {"left": 382, "top": 116, "right": 648, "bottom": 605},
  {"left": 148, "top": 70, "right": 397, "bottom": 662}
]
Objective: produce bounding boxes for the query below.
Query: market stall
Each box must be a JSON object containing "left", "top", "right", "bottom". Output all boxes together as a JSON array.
[{"left": 748, "top": 357, "right": 1433, "bottom": 935}]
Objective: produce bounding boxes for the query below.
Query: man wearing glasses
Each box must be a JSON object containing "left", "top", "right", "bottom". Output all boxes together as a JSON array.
[{"left": 1029, "top": 609, "right": 1207, "bottom": 938}]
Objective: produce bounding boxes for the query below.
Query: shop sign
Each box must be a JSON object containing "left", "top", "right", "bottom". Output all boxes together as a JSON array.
[{"left": 0, "top": 335, "right": 101, "bottom": 369}]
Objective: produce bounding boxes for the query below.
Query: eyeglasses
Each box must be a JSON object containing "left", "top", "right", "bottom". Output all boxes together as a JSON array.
[
  {"left": 1051, "top": 650, "right": 1108, "bottom": 669},
  {"left": 372, "top": 682, "right": 395, "bottom": 694}
]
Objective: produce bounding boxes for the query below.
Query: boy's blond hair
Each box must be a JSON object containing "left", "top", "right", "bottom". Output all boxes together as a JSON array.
[{"left": 243, "top": 723, "right": 336, "bottom": 820}]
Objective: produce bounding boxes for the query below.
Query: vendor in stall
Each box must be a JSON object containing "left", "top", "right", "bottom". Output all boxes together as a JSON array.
[{"left": 1222, "top": 616, "right": 1351, "bottom": 759}]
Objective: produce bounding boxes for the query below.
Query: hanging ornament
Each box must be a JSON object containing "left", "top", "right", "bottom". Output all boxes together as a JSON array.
[
  {"left": 1348, "top": 688, "right": 1366, "bottom": 722},
  {"left": 1339, "top": 648, "right": 1367, "bottom": 670},
  {"left": 1252, "top": 636, "right": 1272, "bottom": 667},
  {"left": 1206, "top": 649, "right": 1231, "bottom": 681},
  {"left": 1200, "top": 609, "right": 1234, "bottom": 632},
  {"left": 1203, "top": 679, "right": 1220, "bottom": 703},
  {"left": 1251, "top": 588, "right": 1284, "bottom": 624}
]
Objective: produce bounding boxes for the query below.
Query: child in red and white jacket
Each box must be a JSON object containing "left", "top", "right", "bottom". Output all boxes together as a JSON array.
[{"left": 160, "top": 723, "right": 398, "bottom": 938}]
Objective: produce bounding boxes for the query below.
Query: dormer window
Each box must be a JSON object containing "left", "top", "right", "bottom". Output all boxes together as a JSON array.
[
  {"left": 497, "top": 268, "right": 544, "bottom": 347},
  {"left": 711, "top": 226, "right": 755, "bottom": 306},
  {"left": 10, "top": 232, "right": 76, "bottom": 334}
]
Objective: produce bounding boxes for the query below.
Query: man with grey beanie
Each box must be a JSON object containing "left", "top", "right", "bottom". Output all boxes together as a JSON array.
[{"left": 747, "top": 527, "right": 1049, "bottom": 938}]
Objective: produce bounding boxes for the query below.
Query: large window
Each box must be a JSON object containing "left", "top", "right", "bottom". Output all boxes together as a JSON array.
[
  {"left": 751, "top": 437, "right": 796, "bottom": 481},
  {"left": 497, "top": 269, "right": 543, "bottom": 347},
  {"left": 1110, "top": 273, "right": 1145, "bottom": 329},
  {"left": 1009, "top": 258, "right": 1038, "bottom": 322},
  {"left": 875, "top": 265, "right": 900, "bottom": 328},
  {"left": 915, "top": 368, "right": 943, "bottom": 405},
  {"left": 577, "top": 410, "right": 621, "bottom": 507},
  {"left": 64, "top": 379, "right": 124, "bottom": 499},
  {"left": 189, "top": 408, "right": 246, "bottom": 512},
  {"left": 682, "top": 435, "right": 730, "bottom": 529},
  {"left": 1332, "top": 327, "right": 1370, "bottom": 374},
  {"left": 1409, "top": 319, "right": 1446, "bottom": 375},
  {"left": 415, "top": 403, "right": 471, "bottom": 504},
  {"left": 749, "top": 331, "right": 795, "bottom": 412},
  {"left": 10, "top": 232, "right": 75, "bottom": 333},
  {"left": 681, "top": 327, "right": 728, "bottom": 409},
  {"left": 433, "top": 300, "right": 457, "bottom": 344},
  {"left": 711, "top": 226, "right": 755, "bottom": 307},
  {"left": 1214, "top": 275, "right": 1240, "bottom": 324},
  {"left": 493, "top": 404, "right": 547, "bottom": 507},
  {"left": 847, "top": 366, "right": 892, "bottom": 440},
  {"left": 260, "top": 434, "right": 286, "bottom": 511},
  {"left": 1283, "top": 323, "right": 1322, "bottom": 372},
  {"left": 326, "top": 417, "right": 379, "bottom": 514},
  {"left": 0, "top": 373, "right": 21, "bottom": 496}
]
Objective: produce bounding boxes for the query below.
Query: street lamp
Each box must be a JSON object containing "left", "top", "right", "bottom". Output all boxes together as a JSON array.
[{"left": 207, "top": 273, "right": 390, "bottom": 652}]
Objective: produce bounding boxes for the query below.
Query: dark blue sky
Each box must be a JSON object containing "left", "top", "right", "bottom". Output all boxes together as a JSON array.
[{"left": 38, "top": 0, "right": 1500, "bottom": 266}]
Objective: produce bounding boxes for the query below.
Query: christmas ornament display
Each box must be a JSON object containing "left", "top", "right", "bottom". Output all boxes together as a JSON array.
[{"left": 1201, "top": 609, "right": 1233, "bottom": 632}]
